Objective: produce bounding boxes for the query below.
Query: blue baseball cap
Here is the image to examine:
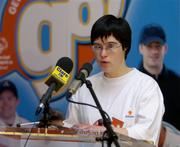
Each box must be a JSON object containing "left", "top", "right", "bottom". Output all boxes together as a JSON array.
[
  {"left": 0, "top": 80, "right": 18, "bottom": 98},
  {"left": 139, "top": 24, "right": 166, "bottom": 45}
]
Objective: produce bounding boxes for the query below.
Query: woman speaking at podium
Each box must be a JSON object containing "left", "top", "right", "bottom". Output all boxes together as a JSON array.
[{"left": 64, "top": 14, "right": 164, "bottom": 147}]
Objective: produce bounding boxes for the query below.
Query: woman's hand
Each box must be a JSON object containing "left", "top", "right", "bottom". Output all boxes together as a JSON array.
[{"left": 72, "top": 123, "right": 106, "bottom": 132}]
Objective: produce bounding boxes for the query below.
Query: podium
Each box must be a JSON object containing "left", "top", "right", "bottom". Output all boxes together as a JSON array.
[{"left": 0, "top": 127, "right": 155, "bottom": 147}]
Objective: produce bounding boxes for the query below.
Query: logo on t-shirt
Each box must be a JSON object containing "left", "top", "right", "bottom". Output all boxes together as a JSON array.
[{"left": 125, "top": 110, "right": 134, "bottom": 118}]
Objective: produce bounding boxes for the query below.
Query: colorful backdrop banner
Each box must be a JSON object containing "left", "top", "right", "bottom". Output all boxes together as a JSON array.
[{"left": 0, "top": 0, "right": 179, "bottom": 121}]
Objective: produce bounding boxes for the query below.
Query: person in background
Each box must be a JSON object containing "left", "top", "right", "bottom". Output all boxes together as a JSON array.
[
  {"left": 64, "top": 14, "right": 164, "bottom": 146},
  {"left": 138, "top": 24, "right": 180, "bottom": 130},
  {"left": 0, "top": 80, "right": 29, "bottom": 127}
]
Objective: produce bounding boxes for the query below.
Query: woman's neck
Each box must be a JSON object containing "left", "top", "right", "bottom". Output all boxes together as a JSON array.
[{"left": 104, "top": 65, "right": 132, "bottom": 78}]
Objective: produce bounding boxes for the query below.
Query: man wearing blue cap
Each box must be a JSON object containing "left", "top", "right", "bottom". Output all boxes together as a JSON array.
[
  {"left": 138, "top": 24, "right": 180, "bottom": 130},
  {"left": 0, "top": 80, "right": 29, "bottom": 127}
]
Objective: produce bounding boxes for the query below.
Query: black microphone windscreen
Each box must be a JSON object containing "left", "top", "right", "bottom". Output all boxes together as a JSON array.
[
  {"left": 45, "top": 57, "right": 73, "bottom": 92},
  {"left": 66, "top": 62, "right": 93, "bottom": 98},
  {"left": 56, "top": 57, "right": 73, "bottom": 73},
  {"left": 81, "top": 63, "right": 93, "bottom": 76}
]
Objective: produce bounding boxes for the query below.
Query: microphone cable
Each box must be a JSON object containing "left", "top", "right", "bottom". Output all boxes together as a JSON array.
[
  {"left": 66, "top": 96, "right": 111, "bottom": 127},
  {"left": 23, "top": 121, "right": 38, "bottom": 147},
  {"left": 66, "top": 96, "right": 113, "bottom": 147}
]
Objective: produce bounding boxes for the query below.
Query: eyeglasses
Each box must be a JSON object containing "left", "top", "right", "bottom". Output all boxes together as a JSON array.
[{"left": 92, "top": 42, "right": 122, "bottom": 53}]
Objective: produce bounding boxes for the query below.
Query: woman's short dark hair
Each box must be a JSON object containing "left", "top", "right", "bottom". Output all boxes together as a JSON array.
[{"left": 91, "top": 14, "right": 131, "bottom": 59}]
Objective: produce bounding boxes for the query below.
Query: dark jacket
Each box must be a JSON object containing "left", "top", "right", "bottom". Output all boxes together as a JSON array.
[{"left": 139, "top": 63, "right": 180, "bottom": 130}]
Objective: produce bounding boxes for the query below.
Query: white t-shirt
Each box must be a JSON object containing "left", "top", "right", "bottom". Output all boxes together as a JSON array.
[
  {"left": 0, "top": 113, "right": 29, "bottom": 127},
  {"left": 65, "top": 68, "right": 164, "bottom": 146}
]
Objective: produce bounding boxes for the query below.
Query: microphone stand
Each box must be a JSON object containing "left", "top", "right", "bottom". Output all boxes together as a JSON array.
[
  {"left": 17, "top": 83, "right": 57, "bottom": 128},
  {"left": 38, "top": 101, "right": 51, "bottom": 128},
  {"left": 35, "top": 83, "right": 56, "bottom": 115},
  {"left": 34, "top": 83, "right": 57, "bottom": 128},
  {"left": 17, "top": 103, "right": 51, "bottom": 129},
  {"left": 82, "top": 78, "right": 120, "bottom": 147}
]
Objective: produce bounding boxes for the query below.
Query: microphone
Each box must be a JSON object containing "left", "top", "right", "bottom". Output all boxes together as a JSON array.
[
  {"left": 35, "top": 57, "right": 73, "bottom": 115},
  {"left": 45, "top": 57, "right": 73, "bottom": 92},
  {"left": 66, "top": 63, "right": 93, "bottom": 98}
]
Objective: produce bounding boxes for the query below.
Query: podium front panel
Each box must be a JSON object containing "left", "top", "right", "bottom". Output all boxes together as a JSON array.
[{"left": 0, "top": 127, "right": 155, "bottom": 147}]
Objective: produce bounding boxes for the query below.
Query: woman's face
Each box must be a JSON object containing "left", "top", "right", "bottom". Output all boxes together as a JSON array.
[{"left": 92, "top": 35, "right": 126, "bottom": 77}]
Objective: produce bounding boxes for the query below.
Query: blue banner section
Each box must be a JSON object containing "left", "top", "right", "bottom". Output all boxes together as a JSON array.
[{"left": 126, "top": 0, "right": 180, "bottom": 75}]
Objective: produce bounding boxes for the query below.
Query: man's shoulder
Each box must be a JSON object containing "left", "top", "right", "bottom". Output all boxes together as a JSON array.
[
  {"left": 166, "top": 68, "right": 180, "bottom": 79},
  {"left": 163, "top": 68, "right": 180, "bottom": 86}
]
